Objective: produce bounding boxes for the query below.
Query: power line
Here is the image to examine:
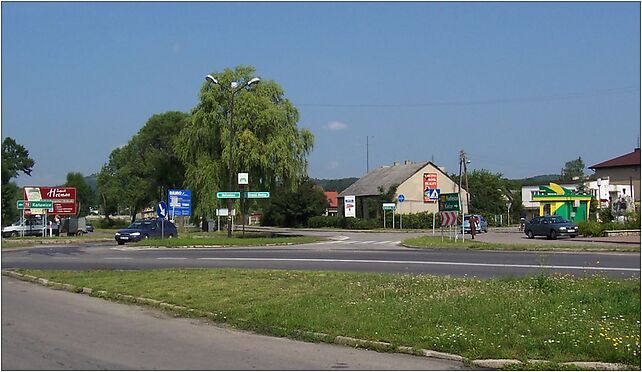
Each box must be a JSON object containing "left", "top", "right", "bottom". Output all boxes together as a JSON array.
[{"left": 296, "top": 86, "right": 639, "bottom": 108}]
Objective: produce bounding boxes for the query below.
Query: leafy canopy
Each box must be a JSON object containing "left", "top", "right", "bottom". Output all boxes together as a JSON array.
[{"left": 175, "top": 65, "right": 314, "bottom": 221}]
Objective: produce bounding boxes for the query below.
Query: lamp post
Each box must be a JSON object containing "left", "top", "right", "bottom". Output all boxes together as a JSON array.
[{"left": 205, "top": 74, "right": 260, "bottom": 238}]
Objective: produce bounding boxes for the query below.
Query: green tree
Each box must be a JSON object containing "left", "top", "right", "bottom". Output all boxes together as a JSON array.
[
  {"left": 467, "top": 169, "right": 507, "bottom": 216},
  {"left": 175, "top": 65, "right": 313, "bottom": 228},
  {"left": 261, "top": 178, "right": 328, "bottom": 227},
  {"left": 1, "top": 137, "right": 35, "bottom": 224},
  {"left": 64, "top": 172, "right": 95, "bottom": 217},
  {"left": 2, "top": 137, "right": 35, "bottom": 185},
  {"left": 561, "top": 157, "right": 585, "bottom": 182},
  {"left": 97, "top": 112, "right": 189, "bottom": 222}
]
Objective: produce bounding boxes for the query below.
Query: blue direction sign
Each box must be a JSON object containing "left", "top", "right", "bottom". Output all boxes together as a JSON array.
[
  {"left": 397, "top": 194, "right": 405, "bottom": 203},
  {"left": 157, "top": 201, "right": 168, "bottom": 218},
  {"left": 168, "top": 189, "right": 192, "bottom": 217}
]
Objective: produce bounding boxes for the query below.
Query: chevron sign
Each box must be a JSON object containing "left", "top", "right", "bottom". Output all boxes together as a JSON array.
[{"left": 440, "top": 211, "right": 458, "bottom": 226}]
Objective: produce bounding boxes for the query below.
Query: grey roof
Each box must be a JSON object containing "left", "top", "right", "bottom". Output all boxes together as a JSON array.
[{"left": 338, "top": 162, "right": 430, "bottom": 197}]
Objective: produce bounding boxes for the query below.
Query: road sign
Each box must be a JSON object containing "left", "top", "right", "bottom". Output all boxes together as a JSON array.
[
  {"left": 382, "top": 203, "right": 396, "bottom": 210},
  {"left": 216, "top": 192, "right": 241, "bottom": 199},
  {"left": 425, "top": 188, "right": 440, "bottom": 201},
  {"left": 423, "top": 173, "right": 438, "bottom": 203},
  {"left": 157, "top": 201, "right": 168, "bottom": 218},
  {"left": 245, "top": 191, "right": 270, "bottom": 198},
  {"left": 397, "top": 194, "right": 405, "bottom": 203},
  {"left": 440, "top": 211, "right": 458, "bottom": 226},
  {"left": 238, "top": 173, "right": 249, "bottom": 185},
  {"left": 439, "top": 193, "right": 460, "bottom": 212},
  {"left": 168, "top": 189, "right": 192, "bottom": 216},
  {"left": 16, "top": 200, "right": 53, "bottom": 209}
]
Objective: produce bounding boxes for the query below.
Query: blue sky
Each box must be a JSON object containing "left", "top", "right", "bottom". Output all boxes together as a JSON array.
[{"left": 2, "top": 2, "right": 640, "bottom": 187}]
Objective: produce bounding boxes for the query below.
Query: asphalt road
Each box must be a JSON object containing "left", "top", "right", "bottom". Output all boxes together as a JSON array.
[
  {"left": 2, "top": 231, "right": 639, "bottom": 278},
  {"left": 1, "top": 276, "right": 466, "bottom": 370}
]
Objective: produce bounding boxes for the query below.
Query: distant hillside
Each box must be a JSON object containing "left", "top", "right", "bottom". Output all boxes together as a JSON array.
[
  {"left": 312, "top": 178, "right": 359, "bottom": 193},
  {"left": 505, "top": 174, "right": 561, "bottom": 188}
]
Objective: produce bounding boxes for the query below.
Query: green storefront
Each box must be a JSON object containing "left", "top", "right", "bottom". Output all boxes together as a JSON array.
[{"left": 532, "top": 183, "right": 592, "bottom": 222}]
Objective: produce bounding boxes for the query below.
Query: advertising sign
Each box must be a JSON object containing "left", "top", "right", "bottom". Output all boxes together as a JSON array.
[
  {"left": 344, "top": 195, "right": 356, "bottom": 218},
  {"left": 23, "top": 187, "right": 77, "bottom": 215},
  {"left": 439, "top": 193, "right": 460, "bottom": 212},
  {"left": 168, "top": 189, "right": 192, "bottom": 216},
  {"left": 423, "top": 173, "right": 438, "bottom": 203}
]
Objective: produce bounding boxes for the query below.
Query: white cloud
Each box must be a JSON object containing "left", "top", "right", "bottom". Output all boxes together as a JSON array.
[{"left": 325, "top": 121, "right": 347, "bottom": 131}]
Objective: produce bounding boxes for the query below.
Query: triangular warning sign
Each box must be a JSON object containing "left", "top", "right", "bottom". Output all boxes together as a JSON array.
[{"left": 430, "top": 189, "right": 439, "bottom": 199}]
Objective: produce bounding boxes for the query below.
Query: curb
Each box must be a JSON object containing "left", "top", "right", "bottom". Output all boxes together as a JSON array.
[{"left": 2, "top": 269, "right": 638, "bottom": 371}]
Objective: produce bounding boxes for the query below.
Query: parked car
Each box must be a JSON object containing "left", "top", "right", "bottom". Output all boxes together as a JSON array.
[
  {"left": 524, "top": 215, "right": 578, "bottom": 240},
  {"left": 85, "top": 224, "right": 94, "bottom": 233},
  {"left": 462, "top": 214, "right": 488, "bottom": 234},
  {"left": 2, "top": 217, "right": 59, "bottom": 237},
  {"left": 115, "top": 219, "right": 177, "bottom": 245}
]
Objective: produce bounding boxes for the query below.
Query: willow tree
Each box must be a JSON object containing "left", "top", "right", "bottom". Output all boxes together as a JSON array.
[{"left": 175, "top": 65, "right": 314, "bottom": 225}]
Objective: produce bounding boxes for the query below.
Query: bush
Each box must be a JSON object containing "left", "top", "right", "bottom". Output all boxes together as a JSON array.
[
  {"left": 93, "top": 218, "right": 130, "bottom": 229},
  {"left": 579, "top": 212, "right": 641, "bottom": 237},
  {"left": 307, "top": 216, "right": 346, "bottom": 228}
]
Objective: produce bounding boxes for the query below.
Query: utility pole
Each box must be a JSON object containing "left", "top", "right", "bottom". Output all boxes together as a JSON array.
[{"left": 366, "top": 136, "right": 369, "bottom": 173}]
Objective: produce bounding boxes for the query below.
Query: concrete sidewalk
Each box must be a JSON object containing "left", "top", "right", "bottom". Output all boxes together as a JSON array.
[{"left": 476, "top": 228, "right": 640, "bottom": 246}]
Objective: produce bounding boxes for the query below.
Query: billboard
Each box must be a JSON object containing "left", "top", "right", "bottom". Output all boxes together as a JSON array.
[
  {"left": 423, "top": 173, "right": 438, "bottom": 203},
  {"left": 23, "top": 186, "right": 77, "bottom": 215},
  {"left": 344, "top": 195, "right": 356, "bottom": 218}
]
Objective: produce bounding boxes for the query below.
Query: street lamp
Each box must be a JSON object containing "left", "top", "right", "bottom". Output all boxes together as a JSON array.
[{"left": 205, "top": 74, "right": 260, "bottom": 238}]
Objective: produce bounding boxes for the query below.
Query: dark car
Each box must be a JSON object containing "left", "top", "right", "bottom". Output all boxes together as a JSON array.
[
  {"left": 115, "top": 219, "right": 177, "bottom": 245},
  {"left": 85, "top": 224, "right": 94, "bottom": 233},
  {"left": 524, "top": 215, "right": 578, "bottom": 240}
]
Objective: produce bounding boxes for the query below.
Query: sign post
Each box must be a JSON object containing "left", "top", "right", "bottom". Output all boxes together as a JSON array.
[
  {"left": 439, "top": 193, "right": 460, "bottom": 241},
  {"left": 382, "top": 203, "right": 395, "bottom": 229},
  {"left": 157, "top": 201, "right": 167, "bottom": 240},
  {"left": 397, "top": 194, "right": 405, "bottom": 229}
]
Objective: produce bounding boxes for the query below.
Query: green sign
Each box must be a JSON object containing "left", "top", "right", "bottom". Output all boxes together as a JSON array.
[
  {"left": 439, "top": 193, "right": 460, "bottom": 212},
  {"left": 245, "top": 191, "right": 270, "bottom": 199},
  {"left": 216, "top": 192, "right": 241, "bottom": 199},
  {"left": 17, "top": 200, "right": 53, "bottom": 209}
]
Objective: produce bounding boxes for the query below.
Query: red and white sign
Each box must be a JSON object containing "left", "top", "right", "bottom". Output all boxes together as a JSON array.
[
  {"left": 423, "top": 173, "right": 438, "bottom": 203},
  {"left": 440, "top": 211, "right": 458, "bottom": 226},
  {"left": 23, "top": 186, "right": 77, "bottom": 216}
]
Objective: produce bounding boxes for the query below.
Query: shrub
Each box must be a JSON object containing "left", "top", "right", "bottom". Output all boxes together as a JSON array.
[{"left": 93, "top": 218, "right": 130, "bottom": 229}]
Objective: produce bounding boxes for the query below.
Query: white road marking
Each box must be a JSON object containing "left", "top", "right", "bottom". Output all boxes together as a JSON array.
[
  {"left": 355, "top": 241, "right": 375, "bottom": 244},
  {"left": 392, "top": 241, "right": 401, "bottom": 245},
  {"left": 195, "top": 257, "right": 640, "bottom": 272},
  {"left": 156, "top": 257, "right": 188, "bottom": 260},
  {"left": 374, "top": 241, "right": 392, "bottom": 245}
]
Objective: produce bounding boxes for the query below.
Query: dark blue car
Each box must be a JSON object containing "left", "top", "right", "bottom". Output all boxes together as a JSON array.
[{"left": 115, "top": 219, "right": 178, "bottom": 245}]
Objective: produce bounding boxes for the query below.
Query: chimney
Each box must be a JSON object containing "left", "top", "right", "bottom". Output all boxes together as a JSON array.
[{"left": 404, "top": 160, "right": 412, "bottom": 165}]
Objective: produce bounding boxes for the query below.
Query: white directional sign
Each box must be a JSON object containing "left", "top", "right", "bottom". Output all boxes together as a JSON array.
[
  {"left": 382, "top": 203, "right": 396, "bottom": 211},
  {"left": 238, "top": 173, "right": 249, "bottom": 185}
]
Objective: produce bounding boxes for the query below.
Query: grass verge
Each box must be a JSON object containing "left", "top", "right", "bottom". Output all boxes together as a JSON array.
[
  {"left": 1, "top": 236, "right": 112, "bottom": 249},
  {"left": 403, "top": 236, "right": 640, "bottom": 252},
  {"left": 18, "top": 268, "right": 640, "bottom": 366}
]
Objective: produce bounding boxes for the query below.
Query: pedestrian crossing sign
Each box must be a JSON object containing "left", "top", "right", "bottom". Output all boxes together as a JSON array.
[{"left": 425, "top": 188, "right": 440, "bottom": 201}]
